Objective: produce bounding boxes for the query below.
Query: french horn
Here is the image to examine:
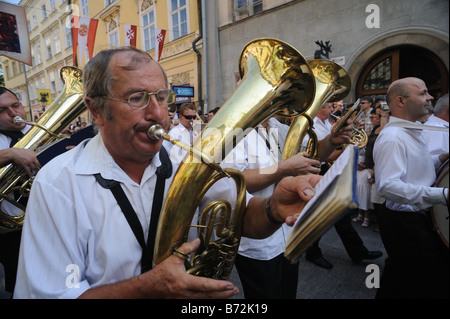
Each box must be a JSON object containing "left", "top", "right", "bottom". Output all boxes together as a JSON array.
[
  {"left": 150, "top": 38, "right": 315, "bottom": 279},
  {"left": 332, "top": 99, "right": 368, "bottom": 149},
  {"left": 0, "top": 66, "right": 86, "bottom": 233},
  {"left": 281, "top": 59, "right": 351, "bottom": 160}
]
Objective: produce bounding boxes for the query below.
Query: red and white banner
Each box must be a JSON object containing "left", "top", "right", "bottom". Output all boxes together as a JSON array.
[
  {"left": 155, "top": 29, "right": 166, "bottom": 62},
  {"left": 124, "top": 24, "right": 137, "bottom": 47},
  {"left": 72, "top": 16, "right": 98, "bottom": 66}
]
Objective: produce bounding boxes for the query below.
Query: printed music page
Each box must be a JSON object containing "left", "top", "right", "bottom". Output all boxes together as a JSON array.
[{"left": 284, "top": 145, "right": 358, "bottom": 262}]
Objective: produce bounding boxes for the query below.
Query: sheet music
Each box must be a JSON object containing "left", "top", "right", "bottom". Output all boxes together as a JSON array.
[{"left": 294, "top": 145, "right": 355, "bottom": 226}]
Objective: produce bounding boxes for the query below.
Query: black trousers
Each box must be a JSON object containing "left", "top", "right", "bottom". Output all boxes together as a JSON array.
[
  {"left": 0, "top": 229, "right": 21, "bottom": 293},
  {"left": 305, "top": 212, "right": 369, "bottom": 260},
  {"left": 235, "top": 253, "right": 299, "bottom": 299},
  {"left": 376, "top": 206, "right": 449, "bottom": 299}
]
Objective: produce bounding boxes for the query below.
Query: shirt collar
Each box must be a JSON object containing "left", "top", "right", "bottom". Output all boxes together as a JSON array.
[{"left": 75, "top": 134, "right": 161, "bottom": 185}]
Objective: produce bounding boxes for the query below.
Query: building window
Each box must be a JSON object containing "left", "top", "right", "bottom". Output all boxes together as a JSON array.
[
  {"left": 170, "top": 0, "right": 188, "bottom": 40},
  {"left": 65, "top": 26, "right": 73, "bottom": 48},
  {"left": 53, "top": 28, "right": 61, "bottom": 54},
  {"left": 12, "top": 62, "right": 18, "bottom": 76},
  {"left": 109, "top": 31, "right": 119, "bottom": 48},
  {"left": 49, "top": 0, "right": 56, "bottom": 12},
  {"left": 5, "top": 66, "right": 10, "bottom": 80},
  {"left": 104, "top": 0, "right": 115, "bottom": 7},
  {"left": 234, "top": 0, "right": 263, "bottom": 21},
  {"left": 107, "top": 17, "right": 120, "bottom": 48},
  {"left": 35, "top": 43, "right": 42, "bottom": 65},
  {"left": 31, "top": 47, "right": 35, "bottom": 66},
  {"left": 81, "top": 0, "right": 90, "bottom": 17},
  {"left": 362, "top": 57, "right": 392, "bottom": 91},
  {"left": 41, "top": 4, "right": 48, "bottom": 20},
  {"left": 49, "top": 70, "right": 57, "bottom": 93},
  {"left": 142, "top": 9, "right": 156, "bottom": 51},
  {"left": 45, "top": 35, "right": 53, "bottom": 59}
]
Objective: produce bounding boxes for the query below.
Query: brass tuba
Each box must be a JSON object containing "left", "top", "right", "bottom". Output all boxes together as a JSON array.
[
  {"left": 0, "top": 66, "right": 86, "bottom": 233},
  {"left": 150, "top": 38, "right": 315, "bottom": 279},
  {"left": 282, "top": 59, "right": 351, "bottom": 160}
]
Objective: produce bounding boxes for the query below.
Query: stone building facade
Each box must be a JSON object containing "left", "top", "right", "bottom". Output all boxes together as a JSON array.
[{"left": 204, "top": 0, "right": 448, "bottom": 109}]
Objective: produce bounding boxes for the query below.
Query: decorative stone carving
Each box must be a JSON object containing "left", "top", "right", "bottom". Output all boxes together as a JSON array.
[{"left": 172, "top": 72, "right": 191, "bottom": 85}]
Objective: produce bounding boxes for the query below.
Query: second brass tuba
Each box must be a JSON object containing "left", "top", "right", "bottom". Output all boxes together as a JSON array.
[
  {"left": 282, "top": 59, "right": 351, "bottom": 160},
  {"left": 151, "top": 38, "right": 315, "bottom": 279},
  {"left": 0, "top": 66, "right": 86, "bottom": 233}
]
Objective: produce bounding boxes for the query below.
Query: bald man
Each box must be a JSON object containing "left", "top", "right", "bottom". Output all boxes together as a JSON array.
[{"left": 373, "top": 77, "right": 449, "bottom": 299}]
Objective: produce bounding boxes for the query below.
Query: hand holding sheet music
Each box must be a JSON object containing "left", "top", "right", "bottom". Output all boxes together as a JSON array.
[{"left": 284, "top": 145, "right": 359, "bottom": 262}]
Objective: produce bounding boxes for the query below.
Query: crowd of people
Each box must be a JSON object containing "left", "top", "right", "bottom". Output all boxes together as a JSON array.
[{"left": 0, "top": 46, "right": 448, "bottom": 299}]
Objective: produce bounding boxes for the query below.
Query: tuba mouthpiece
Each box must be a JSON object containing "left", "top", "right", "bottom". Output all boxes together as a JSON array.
[
  {"left": 147, "top": 124, "right": 166, "bottom": 141},
  {"left": 13, "top": 116, "right": 25, "bottom": 124}
]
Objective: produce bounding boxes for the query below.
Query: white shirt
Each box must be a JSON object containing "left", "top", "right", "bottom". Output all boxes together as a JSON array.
[
  {"left": 312, "top": 117, "right": 332, "bottom": 141},
  {"left": 14, "top": 133, "right": 244, "bottom": 298},
  {"left": 0, "top": 124, "right": 31, "bottom": 150},
  {"left": 421, "top": 114, "right": 449, "bottom": 156},
  {"left": 362, "top": 109, "right": 374, "bottom": 135},
  {"left": 373, "top": 116, "right": 447, "bottom": 212},
  {"left": 222, "top": 118, "right": 290, "bottom": 260},
  {"left": 164, "top": 124, "right": 192, "bottom": 164}
]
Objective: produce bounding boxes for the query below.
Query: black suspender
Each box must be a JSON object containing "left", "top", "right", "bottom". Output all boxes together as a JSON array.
[
  {"left": 0, "top": 130, "right": 24, "bottom": 147},
  {"left": 255, "top": 126, "right": 282, "bottom": 155},
  {"left": 94, "top": 146, "right": 172, "bottom": 273}
]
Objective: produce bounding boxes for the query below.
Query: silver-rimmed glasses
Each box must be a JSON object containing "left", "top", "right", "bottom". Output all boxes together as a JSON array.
[{"left": 103, "top": 89, "right": 175, "bottom": 110}]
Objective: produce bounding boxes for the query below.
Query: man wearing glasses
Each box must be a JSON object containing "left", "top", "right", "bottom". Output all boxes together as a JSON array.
[
  {"left": 165, "top": 103, "right": 197, "bottom": 164},
  {"left": 14, "top": 47, "right": 325, "bottom": 298}
]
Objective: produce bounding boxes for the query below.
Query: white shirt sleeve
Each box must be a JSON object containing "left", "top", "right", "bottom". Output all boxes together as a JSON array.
[
  {"left": 14, "top": 178, "right": 91, "bottom": 299},
  {"left": 374, "top": 131, "right": 446, "bottom": 211}
]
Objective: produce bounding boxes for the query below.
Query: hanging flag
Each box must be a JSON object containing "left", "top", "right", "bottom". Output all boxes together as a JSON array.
[
  {"left": 72, "top": 16, "right": 98, "bottom": 66},
  {"left": 87, "top": 18, "right": 98, "bottom": 60},
  {"left": 124, "top": 24, "right": 137, "bottom": 47},
  {"left": 155, "top": 29, "right": 166, "bottom": 62}
]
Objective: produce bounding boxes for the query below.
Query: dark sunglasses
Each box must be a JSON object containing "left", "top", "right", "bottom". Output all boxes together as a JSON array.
[{"left": 181, "top": 114, "right": 196, "bottom": 120}]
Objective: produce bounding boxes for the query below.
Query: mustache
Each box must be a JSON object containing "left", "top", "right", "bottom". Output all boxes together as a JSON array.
[{"left": 136, "top": 119, "right": 168, "bottom": 134}]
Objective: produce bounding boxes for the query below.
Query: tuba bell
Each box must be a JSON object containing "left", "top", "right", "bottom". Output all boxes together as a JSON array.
[
  {"left": 281, "top": 59, "right": 351, "bottom": 160},
  {"left": 150, "top": 38, "right": 315, "bottom": 279},
  {"left": 0, "top": 66, "right": 86, "bottom": 233}
]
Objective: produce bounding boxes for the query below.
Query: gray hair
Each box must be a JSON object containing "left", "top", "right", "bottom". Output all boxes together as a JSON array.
[
  {"left": 82, "top": 46, "right": 168, "bottom": 119},
  {"left": 434, "top": 94, "right": 449, "bottom": 116}
]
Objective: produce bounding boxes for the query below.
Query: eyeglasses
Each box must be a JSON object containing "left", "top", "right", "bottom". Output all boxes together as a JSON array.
[
  {"left": 103, "top": 89, "right": 175, "bottom": 110},
  {"left": 181, "top": 114, "right": 196, "bottom": 120}
]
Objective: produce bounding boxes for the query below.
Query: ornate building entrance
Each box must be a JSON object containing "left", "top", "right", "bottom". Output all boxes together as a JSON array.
[{"left": 356, "top": 45, "right": 448, "bottom": 103}]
